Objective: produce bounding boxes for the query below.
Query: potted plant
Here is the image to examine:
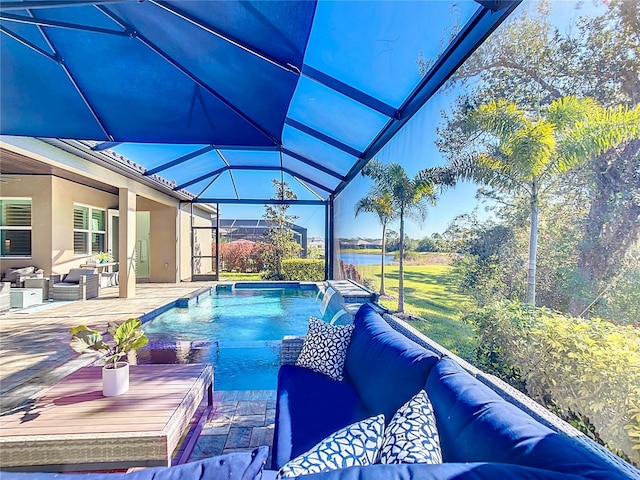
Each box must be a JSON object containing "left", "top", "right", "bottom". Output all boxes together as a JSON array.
[
  {"left": 70, "top": 318, "right": 149, "bottom": 396},
  {"left": 95, "top": 251, "right": 113, "bottom": 264}
]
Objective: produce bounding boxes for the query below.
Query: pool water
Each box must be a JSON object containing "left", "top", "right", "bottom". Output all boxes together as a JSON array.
[{"left": 137, "top": 287, "right": 329, "bottom": 390}]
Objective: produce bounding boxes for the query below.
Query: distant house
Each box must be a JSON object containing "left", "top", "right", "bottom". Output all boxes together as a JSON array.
[
  {"left": 339, "top": 238, "right": 381, "bottom": 250},
  {"left": 308, "top": 237, "right": 325, "bottom": 249},
  {"left": 220, "top": 219, "right": 307, "bottom": 257}
]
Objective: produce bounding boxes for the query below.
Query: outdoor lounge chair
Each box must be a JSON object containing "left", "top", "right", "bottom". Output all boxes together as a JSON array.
[{"left": 50, "top": 268, "right": 100, "bottom": 301}]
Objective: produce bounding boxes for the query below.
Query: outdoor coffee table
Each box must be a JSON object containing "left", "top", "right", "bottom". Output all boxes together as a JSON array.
[{"left": 0, "top": 363, "right": 213, "bottom": 472}]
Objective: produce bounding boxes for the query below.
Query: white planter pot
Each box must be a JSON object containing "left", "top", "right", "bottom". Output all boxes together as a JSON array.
[{"left": 102, "top": 362, "right": 129, "bottom": 396}]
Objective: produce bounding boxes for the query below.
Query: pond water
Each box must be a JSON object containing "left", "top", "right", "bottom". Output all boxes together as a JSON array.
[{"left": 339, "top": 252, "right": 393, "bottom": 265}]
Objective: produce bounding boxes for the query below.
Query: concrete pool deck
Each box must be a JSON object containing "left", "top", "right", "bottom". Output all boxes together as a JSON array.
[{"left": 0, "top": 282, "right": 278, "bottom": 467}]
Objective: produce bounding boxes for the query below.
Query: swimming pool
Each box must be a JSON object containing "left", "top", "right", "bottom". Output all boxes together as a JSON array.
[{"left": 136, "top": 286, "right": 332, "bottom": 390}]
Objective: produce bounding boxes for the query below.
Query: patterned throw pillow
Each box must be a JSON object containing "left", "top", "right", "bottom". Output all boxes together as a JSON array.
[
  {"left": 378, "top": 389, "right": 442, "bottom": 464},
  {"left": 276, "top": 414, "right": 385, "bottom": 479},
  {"left": 295, "top": 317, "right": 355, "bottom": 381}
]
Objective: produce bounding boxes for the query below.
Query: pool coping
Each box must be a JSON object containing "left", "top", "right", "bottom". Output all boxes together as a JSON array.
[{"left": 139, "top": 286, "right": 213, "bottom": 324}]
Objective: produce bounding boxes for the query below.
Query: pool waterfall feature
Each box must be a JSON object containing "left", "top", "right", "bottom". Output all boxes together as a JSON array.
[
  {"left": 135, "top": 281, "right": 376, "bottom": 390},
  {"left": 319, "top": 281, "right": 379, "bottom": 325}
]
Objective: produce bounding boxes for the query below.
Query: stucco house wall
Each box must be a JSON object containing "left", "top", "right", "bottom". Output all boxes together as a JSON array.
[
  {"left": 1, "top": 138, "right": 217, "bottom": 289},
  {"left": 0, "top": 175, "right": 54, "bottom": 275},
  {"left": 51, "top": 176, "right": 119, "bottom": 276}
]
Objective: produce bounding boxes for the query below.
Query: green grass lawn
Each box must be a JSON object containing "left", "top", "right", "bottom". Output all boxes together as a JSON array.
[
  {"left": 219, "top": 272, "right": 262, "bottom": 281},
  {"left": 357, "top": 263, "right": 477, "bottom": 361}
]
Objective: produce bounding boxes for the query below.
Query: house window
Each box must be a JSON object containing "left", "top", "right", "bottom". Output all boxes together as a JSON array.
[
  {"left": 73, "top": 205, "right": 106, "bottom": 255},
  {"left": 0, "top": 198, "right": 32, "bottom": 257}
]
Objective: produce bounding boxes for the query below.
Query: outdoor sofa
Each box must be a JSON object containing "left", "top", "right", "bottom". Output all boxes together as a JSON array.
[
  {"left": 271, "top": 303, "right": 637, "bottom": 479},
  {"left": 1, "top": 266, "right": 44, "bottom": 287},
  {"left": 2, "top": 304, "right": 638, "bottom": 480}
]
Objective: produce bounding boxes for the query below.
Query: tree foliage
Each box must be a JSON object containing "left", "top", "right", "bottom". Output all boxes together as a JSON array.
[
  {"left": 447, "top": 210, "right": 524, "bottom": 305},
  {"left": 220, "top": 241, "right": 261, "bottom": 273},
  {"left": 465, "top": 301, "right": 640, "bottom": 465},
  {"left": 440, "top": 96, "right": 640, "bottom": 304},
  {"left": 261, "top": 180, "right": 301, "bottom": 280},
  {"left": 362, "top": 161, "right": 452, "bottom": 312},
  {"left": 416, "top": 234, "right": 448, "bottom": 253},
  {"left": 439, "top": 0, "right": 640, "bottom": 314},
  {"left": 354, "top": 190, "right": 395, "bottom": 295}
]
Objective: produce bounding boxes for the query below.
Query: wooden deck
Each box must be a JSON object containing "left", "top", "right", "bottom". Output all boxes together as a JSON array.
[{"left": 0, "top": 363, "right": 213, "bottom": 472}]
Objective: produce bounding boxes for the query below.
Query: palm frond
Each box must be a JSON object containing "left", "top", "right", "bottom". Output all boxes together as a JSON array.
[
  {"left": 545, "top": 96, "right": 598, "bottom": 131},
  {"left": 405, "top": 196, "right": 431, "bottom": 224},
  {"left": 448, "top": 153, "right": 528, "bottom": 194},
  {"left": 354, "top": 190, "right": 397, "bottom": 226},
  {"left": 465, "top": 99, "right": 528, "bottom": 143},
  {"left": 361, "top": 159, "right": 387, "bottom": 182},
  {"left": 506, "top": 120, "right": 556, "bottom": 178},
  {"left": 416, "top": 166, "right": 458, "bottom": 191},
  {"left": 556, "top": 103, "right": 640, "bottom": 170}
]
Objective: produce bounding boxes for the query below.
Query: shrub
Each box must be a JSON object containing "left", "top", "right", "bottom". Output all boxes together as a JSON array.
[
  {"left": 339, "top": 260, "right": 362, "bottom": 284},
  {"left": 220, "top": 241, "right": 260, "bottom": 272},
  {"left": 281, "top": 259, "right": 325, "bottom": 281},
  {"left": 464, "top": 301, "right": 640, "bottom": 465},
  {"left": 393, "top": 250, "right": 418, "bottom": 261}
]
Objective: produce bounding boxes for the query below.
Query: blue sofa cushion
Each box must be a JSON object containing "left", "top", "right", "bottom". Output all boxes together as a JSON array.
[
  {"left": 0, "top": 446, "right": 269, "bottom": 480},
  {"left": 426, "top": 358, "right": 629, "bottom": 480},
  {"left": 276, "top": 414, "right": 385, "bottom": 478},
  {"left": 344, "top": 304, "right": 440, "bottom": 423},
  {"left": 272, "top": 364, "right": 369, "bottom": 470},
  {"left": 293, "top": 462, "right": 587, "bottom": 480}
]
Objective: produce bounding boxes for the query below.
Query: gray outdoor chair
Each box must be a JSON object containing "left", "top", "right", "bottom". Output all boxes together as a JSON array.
[{"left": 50, "top": 268, "right": 100, "bottom": 301}]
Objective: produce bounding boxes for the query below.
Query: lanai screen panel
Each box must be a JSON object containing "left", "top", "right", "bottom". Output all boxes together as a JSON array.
[{"left": 1, "top": 0, "right": 518, "bottom": 200}]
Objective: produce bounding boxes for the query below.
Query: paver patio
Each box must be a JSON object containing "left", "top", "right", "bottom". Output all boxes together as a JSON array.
[
  {"left": 0, "top": 283, "right": 278, "bottom": 468},
  {"left": 0, "top": 282, "right": 276, "bottom": 468},
  {"left": 0, "top": 283, "right": 212, "bottom": 409}
]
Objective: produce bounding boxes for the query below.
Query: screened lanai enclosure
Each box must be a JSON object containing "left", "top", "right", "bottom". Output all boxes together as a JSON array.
[
  {"left": 1, "top": 0, "right": 639, "bottom": 471},
  {"left": 0, "top": 0, "right": 519, "bottom": 278}
]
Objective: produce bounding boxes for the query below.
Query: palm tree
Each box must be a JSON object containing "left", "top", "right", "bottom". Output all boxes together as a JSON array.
[
  {"left": 354, "top": 191, "right": 395, "bottom": 296},
  {"left": 363, "top": 161, "right": 452, "bottom": 313},
  {"left": 443, "top": 96, "right": 640, "bottom": 305}
]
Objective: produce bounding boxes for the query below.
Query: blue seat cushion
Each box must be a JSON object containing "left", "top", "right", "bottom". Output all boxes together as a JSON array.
[
  {"left": 272, "top": 364, "right": 369, "bottom": 470},
  {"left": 293, "top": 462, "right": 587, "bottom": 480},
  {"left": 1, "top": 446, "right": 269, "bottom": 480},
  {"left": 344, "top": 304, "right": 440, "bottom": 423},
  {"left": 425, "top": 358, "right": 628, "bottom": 479}
]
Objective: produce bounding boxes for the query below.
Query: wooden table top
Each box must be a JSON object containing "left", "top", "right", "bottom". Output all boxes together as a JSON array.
[{"left": 0, "top": 363, "right": 213, "bottom": 471}]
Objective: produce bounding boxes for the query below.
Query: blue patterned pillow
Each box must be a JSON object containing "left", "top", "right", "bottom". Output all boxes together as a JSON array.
[
  {"left": 378, "top": 390, "right": 442, "bottom": 464},
  {"left": 276, "top": 414, "right": 385, "bottom": 478},
  {"left": 295, "top": 317, "right": 355, "bottom": 381}
]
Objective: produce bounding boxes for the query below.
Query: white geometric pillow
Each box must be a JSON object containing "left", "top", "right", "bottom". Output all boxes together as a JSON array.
[
  {"left": 378, "top": 389, "right": 442, "bottom": 464},
  {"left": 295, "top": 317, "right": 354, "bottom": 381},
  {"left": 276, "top": 414, "right": 385, "bottom": 479}
]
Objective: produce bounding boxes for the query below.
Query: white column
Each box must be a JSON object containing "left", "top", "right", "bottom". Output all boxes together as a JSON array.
[{"left": 119, "top": 188, "right": 136, "bottom": 298}]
